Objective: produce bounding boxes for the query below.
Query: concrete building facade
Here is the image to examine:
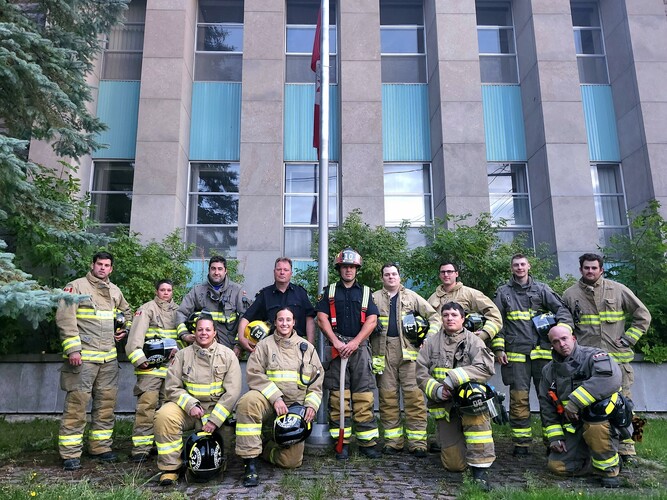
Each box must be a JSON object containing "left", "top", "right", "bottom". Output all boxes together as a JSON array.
[{"left": 29, "top": 0, "right": 667, "bottom": 294}]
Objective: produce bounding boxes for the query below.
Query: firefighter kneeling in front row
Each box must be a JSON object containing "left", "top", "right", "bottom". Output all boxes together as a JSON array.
[
  {"left": 235, "top": 307, "right": 323, "bottom": 487},
  {"left": 153, "top": 315, "right": 242, "bottom": 486},
  {"left": 539, "top": 325, "right": 632, "bottom": 488},
  {"left": 416, "top": 301, "right": 496, "bottom": 491}
]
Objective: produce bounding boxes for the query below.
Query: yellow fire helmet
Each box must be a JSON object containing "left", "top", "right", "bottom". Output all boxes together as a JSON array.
[{"left": 244, "top": 320, "right": 271, "bottom": 346}]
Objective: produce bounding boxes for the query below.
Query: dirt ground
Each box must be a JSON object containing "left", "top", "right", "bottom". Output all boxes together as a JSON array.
[{"left": 1, "top": 427, "right": 665, "bottom": 499}]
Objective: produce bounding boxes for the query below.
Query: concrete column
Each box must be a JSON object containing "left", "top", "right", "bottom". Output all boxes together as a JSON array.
[
  {"left": 427, "top": 0, "right": 488, "bottom": 221},
  {"left": 514, "top": 0, "right": 598, "bottom": 275},
  {"left": 338, "top": 0, "right": 384, "bottom": 226},
  {"left": 130, "top": 0, "right": 196, "bottom": 242},
  {"left": 602, "top": 0, "right": 667, "bottom": 216},
  {"left": 236, "top": 1, "right": 286, "bottom": 294}
]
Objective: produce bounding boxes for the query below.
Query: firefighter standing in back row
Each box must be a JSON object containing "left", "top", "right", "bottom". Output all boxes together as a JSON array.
[
  {"left": 236, "top": 307, "right": 324, "bottom": 487},
  {"left": 56, "top": 251, "right": 132, "bottom": 471},
  {"left": 176, "top": 255, "right": 249, "bottom": 349},
  {"left": 372, "top": 262, "right": 440, "bottom": 456},
  {"left": 154, "top": 315, "right": 242, "bottom": 486},
  {"left": 539, "top": 326, "right": 631, "bottom": 488},
  {"left": 562, "top": 253, "right": 651, "bottom": 462},
  {"left": 125, "top": 279, "right": 180, "bottom": 463},
  {"left": 428, "top": 261, "right": 503, "bottom": 343},
  {"left": 492, "top": 253, "right": 574, "bottom": 456},
  {"left": 416, "top": 301, "right": 496, "bottom": 490},
  {"left": 316, "top": 248, "right": 381, "bottom": 459}
]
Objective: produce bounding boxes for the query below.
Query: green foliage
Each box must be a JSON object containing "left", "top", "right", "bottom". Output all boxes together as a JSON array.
[
  {"left": 604, "top": 200, "right": 667, "bottom": 361},
  {"left": 294, "top": 209, "right": 410, "bottom": 299},
  {"left": 403, "top": 214, "right": 554, "bottom": 298},
  {"left": 0, "top": 0, "right": 128, "bottom": 322},
  {"left": 75, "top": 229, "right": 195, "bottom": 309}
]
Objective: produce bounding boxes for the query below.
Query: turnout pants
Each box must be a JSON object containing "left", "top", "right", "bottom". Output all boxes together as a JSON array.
[
  {"left": 235, "top": 390, "right": 304, "bottom": 468},
  {"left": 548, "top": 421, "right": 620, "bottom": 477},
  {"left": 131, "top": 373, "right": 166, "bottom": 455},
  {"left": 378, "top": 337, "right": 427, "bottom": 451},
  {"left": 325, "top": 342, "right": 378, "bottom": 447},
  {"left": 501, "top": 354, "right": 548, "bottom": 446},
  {"left": 436, "top": 411, "right": 495, "bottom": 471},
  {"left": 618, "top": 362, "right": 636, "bottom": 457},
  {"left": 154, "top": 401, "right": 219, "bottom": 472},
  {"left": 59, "top": 360, "right": 118, "bottom": 459}
]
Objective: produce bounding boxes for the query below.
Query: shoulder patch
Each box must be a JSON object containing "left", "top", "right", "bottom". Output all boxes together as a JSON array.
[
  {"left": 63, "top": 286, "right": 73, "bottom": 293},
  {"left": 134, "top": 310, "right": 143, "bottom": 316},
  {"left": 592, "top": 352, "right": 609, "bottom": 360}
]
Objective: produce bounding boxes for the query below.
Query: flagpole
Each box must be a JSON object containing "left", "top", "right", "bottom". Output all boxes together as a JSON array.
[{"left": 312, "top": 0, "right": 331, "bottom": 444}]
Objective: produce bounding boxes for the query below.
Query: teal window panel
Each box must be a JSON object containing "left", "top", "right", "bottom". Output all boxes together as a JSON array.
[
  {"left": 93, "top": 81, "right": 140, "bottom": 159},
  {"left": 481, "top": 85, "right": 527, "bottom": 162},
  {"left": 284, "top": 84, "right": 339, "bottom": 162},
  {"left": 190, "top": 82, "right": 241, "bottom": 161},
  {"left": 581, "top": 85, "right": 620, "bottom": 162},
  {"left": 382, "top": 84, "right": 431, "bottom": 161},
  {"left": 186, "top": 259, "right": 208, "bottom": 288}
]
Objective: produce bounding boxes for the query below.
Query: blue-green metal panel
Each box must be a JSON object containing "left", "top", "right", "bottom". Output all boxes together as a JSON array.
[
  {"left": 284, "top": 84, "right": 339, "bottom": 162},
  {"left": 186, "top": 260, "right": 208, "bottom": 288},
  {"left": 581, "top": 85, "right": 620, "bottom": 162},
  {"left": 93, "top": 81, "right": 140, "bottom": 159},
  {"left": 190, "top": 82, "right": 241, "bottom": 161},
  {"left": 382, "top": 84, "right": 431, "bottom": 161},
  {"left": 481, "top": 85, "right": 527, "bottom": 162}
]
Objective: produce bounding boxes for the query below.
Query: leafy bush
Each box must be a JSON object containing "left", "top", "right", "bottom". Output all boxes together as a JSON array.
[{"left": 604, "top": 200, "right": 667, "bottom": 362}]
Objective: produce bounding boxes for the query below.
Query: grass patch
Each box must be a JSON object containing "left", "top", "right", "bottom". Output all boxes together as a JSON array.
[
  {"left": 278, "top": 471, "right": 341, "bottom": 500},
  {"left": 0, "top": 418, "right": 59, "bottom": 460},
  {"left": 635, "top": 415, "right": 667, "bottom": 466}
]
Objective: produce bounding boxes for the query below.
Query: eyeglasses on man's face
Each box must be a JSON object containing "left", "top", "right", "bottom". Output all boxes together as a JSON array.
[{"left": 439, "top": 270, "right": 457, "bottom": 275}]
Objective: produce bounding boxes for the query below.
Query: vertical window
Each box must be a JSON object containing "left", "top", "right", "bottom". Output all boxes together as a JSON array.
[
  {"left": 284, "top": 163, "right": 338, "bottom": 258},
  {"left": 90, "top": 161, "right": 134, "bottom": 233},
  {"left": 195, "top": 0, "right": 244, "bottom": 82},
  {"left": 571, "top": 2, "right": 609, "bottom": 84},
  {"left": 380, "top": 0, "right": 426, "bottom": 83},
  {"left": 101, "top": 0, "right": 146, "bottom": 80},
  {"left": 187, "top": 163, "right": 240, "bottom": 257},
  {"left": 384, "top": 164, "right": 432, "bottom": 247},
  {"left": 476, "top": 1, "right": 519, "bottom": 84},
  {"left": 591, "top": 164, "right": 628, "bottom": 247},
  {"left": 487, "top": 163, "right": 533, "bottom": 246},
  {"left": 286, "top": 0, "right": 337, "bottom": 83}
]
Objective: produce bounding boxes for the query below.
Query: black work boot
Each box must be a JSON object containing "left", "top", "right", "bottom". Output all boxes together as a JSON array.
[
  {"left": 243, "top": 458, "right": 259, "bottom": 487},
  {"left": 471, "top": 467, "right": 492, "bottom": 492},
  {"left": 358, "top": 444, "right": 381, "bottom": 459}
]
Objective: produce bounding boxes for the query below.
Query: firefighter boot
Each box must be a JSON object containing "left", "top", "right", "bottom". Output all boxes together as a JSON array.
[
  {"left": 471, "top": 467, "right": 492, "bottom": 492},
  {"left": 243, "top": 458, "right": 259, "bottom": 487}
]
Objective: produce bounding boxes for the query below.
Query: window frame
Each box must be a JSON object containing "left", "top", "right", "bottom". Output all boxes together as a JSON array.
[
  {"left": 380, "top": 1, "right": 427, "bottom": 84},
  {"left": 89, "top": 160, "right": 135, "bottom": 233},
  {"left": 194, "top": 1, "right": 244, "bottom": 82},
  {"left": 283, "top": 162, "right": 339, "bottom": 258},
  {"left": 476, "top": 1, "right": 520, "bottom": 85},
  {"left": 185, "top": 162, "right": 241, "bottom": 258},
  {"left": 487, "top": 163, "right": 535, "bottom": 248},
  {"left": 590, "top": 163, "right": 629, "bottom": 247},
  {"left": 571, "top": 1, "right": 610, "bottom": 84}
]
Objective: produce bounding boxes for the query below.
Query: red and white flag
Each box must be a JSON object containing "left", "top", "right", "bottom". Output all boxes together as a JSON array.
[{"left": 311, "top": 8, "right": 322, "bottom": 158}]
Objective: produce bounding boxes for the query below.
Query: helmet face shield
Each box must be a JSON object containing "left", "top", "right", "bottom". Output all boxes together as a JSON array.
[
  {"left": 464, "top": 313, "right": 486, "bottom": 332},
  {"left": 402, "top": 313, "right": 429, "bottom": 347},
  {"left": 273, "top": 403, "right": 312, "bottom": 447},
  {"left": 143, "top": 338, "right": 178, "bottom": 368},
  {"left": 531, "top": 313, "right": 556, "bottom": 336},
  {"left": 455, "top": 382, "right": 494, "bottom": 416},
  {"left": 184, "top": 432, "right": 225, "bottom": 481}
]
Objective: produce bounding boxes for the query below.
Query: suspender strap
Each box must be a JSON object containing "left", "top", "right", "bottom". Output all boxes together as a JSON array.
[{"left": 328, "top": 283, "right": 337, "bottom": 330}]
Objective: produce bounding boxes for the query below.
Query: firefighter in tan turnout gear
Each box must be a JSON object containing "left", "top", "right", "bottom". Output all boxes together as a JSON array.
[
  {"left": 539, "top": 326, "right": 632, "bottom": 488},
  {"left": 562, "top": 253, "right": 651, "bottom": 462},
  {"left": 492, "top": 253, "right": 573, "bottom": 456},
  {"left": 428, "top": 261, "right": 503, "bottom": 343},
  {"left": 372, "top": 263, "right": 440, "bottom": 456},
  {"left": 416, "top": 301, "right": 496, "bottom": 490},
  {"left": 56, "top": 251, "right": 132, "bottom": 471},
  {"left": 154, "top": 315, "right": 242, "bottom": 486},
  {"left": 235, "top": 307, "right": 324, "bottom": 487},
  {"left": 316, "top": 248, "right": 381, "bottom": 459},
  {"left": 125, "top": 279, "right": 179, "bottom": 463}
]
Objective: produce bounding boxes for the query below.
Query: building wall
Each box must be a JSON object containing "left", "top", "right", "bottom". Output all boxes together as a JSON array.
[{"left": 27, "top": 0, "right": 667, "bottom": 291}]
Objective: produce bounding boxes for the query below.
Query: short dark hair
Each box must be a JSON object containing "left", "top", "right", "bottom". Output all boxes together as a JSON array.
[
  {"left": 511, "top": 253, "right": 528, "bottom": 264},
  {"left": 93, "top": 251, "right": 114, "bottom": 266},
  {"left": 209, "top": 255, "right": 227, "bottom": 269},
  {"left": 274, "top": 306, "right": 296, "bottom": 324},
  {"left": 381, "top": 262, "right": 400, "bottom": 275},
  {"left": 440, "top": 301, "right": 465, "bottom": 316},
  {"left": 275, "top": 257, "right": 293, "bottom": 270},
  {"left": 439, "top": 261, "right": 458, "bottom": 272},
  {"left": 156, "top": 279, "right": 173, "bottom": 289},
  {"left": 579, "top": 253, "right": 604, "bottom": 269}
]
